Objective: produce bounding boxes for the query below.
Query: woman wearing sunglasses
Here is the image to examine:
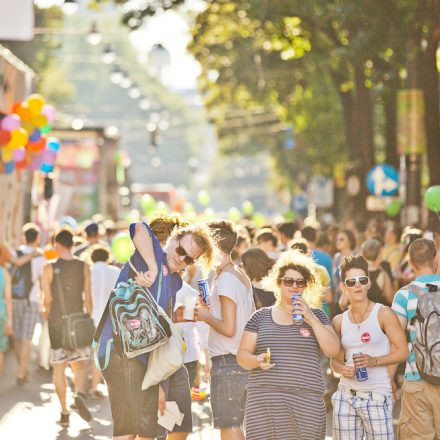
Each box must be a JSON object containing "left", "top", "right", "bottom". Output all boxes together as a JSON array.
[
  {"left": 237, "top": 251, "right": 340, "bottom": 440},
  {"left": 330, "top": 256, "right": 408, "bottom": 440}
]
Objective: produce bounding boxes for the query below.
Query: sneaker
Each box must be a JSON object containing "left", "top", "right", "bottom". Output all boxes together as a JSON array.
[
  {"left": 73, "top": 393, "right": 92, "bottom": 422},
  {"left": 57, "top": 412, "right": 70, "bottom": 428}
]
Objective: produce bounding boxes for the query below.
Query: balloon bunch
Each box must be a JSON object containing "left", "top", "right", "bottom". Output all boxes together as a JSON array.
[{"left": 0, "top": 94, "right": 59, "bottom": 175}]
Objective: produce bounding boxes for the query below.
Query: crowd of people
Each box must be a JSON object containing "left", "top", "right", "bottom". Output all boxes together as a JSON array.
[{"left": 0, "top": 213, "right": 439, "bottom": 440}]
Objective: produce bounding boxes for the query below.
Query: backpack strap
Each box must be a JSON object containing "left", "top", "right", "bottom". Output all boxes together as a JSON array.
[
  {"left": 92, "top": 292, "right": 113, "bottom": 370},
  {"left": 401, "top": 282, "right": 427, "bottom": 298}
]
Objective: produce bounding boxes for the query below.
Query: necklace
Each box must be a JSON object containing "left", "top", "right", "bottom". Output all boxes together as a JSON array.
[
  {"left": 351, "top": 303, "right": 371, "bottom": 331},
  {"left": 276, "top": 304, "right": 292, "bottom": 314}
]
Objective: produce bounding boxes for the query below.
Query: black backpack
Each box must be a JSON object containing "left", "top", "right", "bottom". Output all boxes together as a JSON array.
[{"left": 10, "top": 250, "right": 33, "bottom": 301}]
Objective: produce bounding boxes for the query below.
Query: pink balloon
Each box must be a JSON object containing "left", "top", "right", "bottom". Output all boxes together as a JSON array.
[
  {"left": 41, "top": 148, "right": 57, "bottom": 165},
  {"left": 1, "top": 114, "right": 21, "bottom": 131},
  {"left": 13, "top": 148, "right": 26, "bottom": 163},
  {"left": 28, "top": 155, "right": 43, "bottom": 171},
  {"left": 41, "top": 105, "right": 56, "bottom": 123}
]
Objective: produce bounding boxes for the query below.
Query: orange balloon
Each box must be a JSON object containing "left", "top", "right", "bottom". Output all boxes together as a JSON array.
[
  {"left": 16, "top": 106, "right": 32, "bottom": 122},
  {"left": 44, "top": 248, "right": 59, "bottom": 260}
]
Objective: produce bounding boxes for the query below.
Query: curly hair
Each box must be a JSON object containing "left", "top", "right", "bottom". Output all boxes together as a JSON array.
[
  {"left": 262, "top": 250, "right": 322, "bottom": 308},
  {"left": 149, "top": 214, "right": 189, "bottom": 246}
]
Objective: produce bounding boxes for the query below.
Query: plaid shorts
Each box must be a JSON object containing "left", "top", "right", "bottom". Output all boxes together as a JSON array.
[
  {"left": 332, "top": 386, "right": 394, "bottom": 440},
  {"left": 12, "top": 300, "right": 40, "bottom": 340},
  {"left": 50, "top": 346, "right": 90, "bottom": 365}
]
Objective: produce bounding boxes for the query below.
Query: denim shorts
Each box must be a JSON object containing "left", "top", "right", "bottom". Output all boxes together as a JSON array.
[{"left": 210, "top": 354, "right": 248, "bottom": 429}]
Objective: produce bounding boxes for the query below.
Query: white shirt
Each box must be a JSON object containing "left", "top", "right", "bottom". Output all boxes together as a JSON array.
[
  {"left": 16, "top": 245, "right": 46, "bottom": 304},
  {"left": 208, "top": 271, "right": 255, "bottom": 358},
  {"left": 90, "top": 262, "right": 120, "bottom": 325},
  {"left": 174, "top": 282, "right": 209, "bottom": 363}
]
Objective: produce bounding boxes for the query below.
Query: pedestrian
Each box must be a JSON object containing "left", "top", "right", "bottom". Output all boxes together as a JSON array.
[
  {"left": 254, "top": 227, "right": 279, "bottom": 260},
  {"left": 276, "top": 221, "right": 298, "bottom": 251},
  {"left": 391, "top": 238, "right": 440, "bottom": 439},
  {"left": 11, "top": 223, "right": 46, "bottom": 386},
  {"left": 95, "top": 221, "right": 215, "bottom": 440},
  {"left": 41, "top": 228, "right": 93, "bottom": 428},
  {"left": 197, "top": 220, "right": 255, "bottom": 440},
  {"left": 241, "top": 247, "right": 276, "bottom": 309},
  {"left": 382, "top": 222, "right": 402, "bottom": 280},
  {"left": 237, "top": 250, "right": 340, "bottom": 440},
  {"left": 0, "top": 265, "right": 12, "bottom": 375},
  {"left": 89, "top": 245, "right": 119, "bottom": 398},
  {"left": 331, "top": 255, "right": 408, "bottom": 440},
  {"left": 73, "top": 222, "right": 103, "bottom": 259}
]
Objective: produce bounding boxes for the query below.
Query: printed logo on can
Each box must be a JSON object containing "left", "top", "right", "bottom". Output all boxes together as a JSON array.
[
  {"left": 361, "top": 332, "right": 371, "bottom": 343},
  {"left": 129, "top": 319, "right": 141, "bottom": 329},
  {"left": 300, "top": 327, "right": 311, "bottom": 337}
]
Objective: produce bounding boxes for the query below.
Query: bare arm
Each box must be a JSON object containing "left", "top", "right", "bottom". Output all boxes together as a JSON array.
[
  {"left": 237, "top": 330, "right": 273, "bottom": 371},
  {"left": 132, "top": 222, "right": 158, "bottom": 286},
  {"left": 41, "top": 264, "right": 53, "bottom": 318},
  {"left": 380, "top": 272, "right": 395, "bottom": 305},
  {"left": 330, "top": 314, "right": 355, "bottom": 378},
  {"left": 385, "top": 312, "right": 408, "bottom": 380},
  {"left": 83, "top": 263, "right": 93, "bottom": 315},
  {"left": 3, "top": 270, "right": 12, "bottom": 335},
  {"left": 199, "top": 295, "right": 237, "bottom": 338}
]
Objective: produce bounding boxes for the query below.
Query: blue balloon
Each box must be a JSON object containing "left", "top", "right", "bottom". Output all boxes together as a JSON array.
[
  {"left": 47, "top": 138, "right": 60, "bottom": 152},
  {"left": 4, "top": 162, "right": 14, "bottom": 174},
  {"left": 40, "top": 163, "right": 53, "bottom": 173},
  {"left": 29, "top": 129, "right": 41, "bottom": 143}
]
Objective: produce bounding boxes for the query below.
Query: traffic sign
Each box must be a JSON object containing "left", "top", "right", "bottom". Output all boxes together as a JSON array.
[
  {"left": 366, "top": 164, "right": 399, "bottom": 196},
  {"left": 308, "top": 176, "right": 334, "bottom": 208},
  {"left": 292, "top": 193, "right": 308, "bottom": 212}
]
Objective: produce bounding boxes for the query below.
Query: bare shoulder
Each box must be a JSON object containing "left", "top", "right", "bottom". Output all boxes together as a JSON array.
[
  {"left": 332, "top": 314, "right": 343, "bottom": 333},
  {"left": 378, "top": 305, "right": 396, "bottom": 321}
]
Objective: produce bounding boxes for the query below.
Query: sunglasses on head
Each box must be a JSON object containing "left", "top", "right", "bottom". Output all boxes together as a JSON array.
[
  {"left": 279, "top": 277, "right": 307, "bottom": 288},
  {"left": 344, "top": 276, "right": 369, "bottom": 288},
  {"left": 175, "top": 240, "right": 196, "bottom": 265}
]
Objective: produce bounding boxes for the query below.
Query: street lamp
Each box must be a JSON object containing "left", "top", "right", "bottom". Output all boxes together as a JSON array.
[
  {"left": 86, "top": 21, "right": 103, "bottom": 46},
  {"left": 61, "top": 0, "right": 79, "bottom": 15}
]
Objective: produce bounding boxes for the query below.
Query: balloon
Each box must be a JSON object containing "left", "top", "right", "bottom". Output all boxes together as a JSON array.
[
  {"left": 1, "top": 147, "right": 13, "bottom": 162},
  {"left": 29, "top": 129, "right": 41, "bottom": 143},
  {"left": 283, "top": 210, "right": 297, "bottom": 221},
  {"left": 139, "top": 194, "right": 156, "bottom": 215},
  {"left": 228, "top": 207, "right": 241, "bottom": 223},
  {"left": 28, "top": 137, "right": 46, "bottom": 152},
  {"left": 183, "top": 202, "right": 194, "bottom": 213},
  {"left": 47, "top": 137, "right": 60, "bottom": 152},
  {"left": 424, "top": 185, "right": 440, "bottom": 212},
  {"left": 1, "top": 114, "right": 21, "bottom": 131},
  {"left": 40, "top": 124, "right": 52, "bottom": 134},
  {"left": 111, "top": 233, "right": 134, "bottom": 263},
  {"left": 156, "top": 201, "right": 169, "bottom": 214},
  {"left": 15, "top": 159, "right": 28, "bottom": 170},
  {"left": 252, "top": 212, "right": 266, "bottom": 228},
  {"left": 3, "top": 161, "right": 14, "bottom": 175},
  {"left": 197, "top": 190, "right": 210, "bottom": 206},
  {"left": 9, "top": 128, "right": 28, "bottom": 148},
  {"left": 41, "top": 149, "right": 57, "bottom": 165},
  {"left": 27, "top": 94, "right": 45, "bottom": 115},
  {"left": 13, "top": 148, "right": 26, "bottom": 163},
  {"left": 21, "top": 121, "right": 34, "bottom": 134},
  {"left": 242, "top": 200, "right": 254, "bottom": 216},
  {"left": 32, "top": 114, "right": 48, "bottom": 129},
  {"left": 42, "top": 105, "right": 56, "bottom": 123},
  {"left": 385, "top": 200, "right": 401, "bottom": 217},
  {"left": 28, "top": 155, "right": 42, "bottom": 171},
  {"left": 15, "top": 105, "right": 32, "bottom": 122},
  {"left": 0, "top": 129, "right": 11, "bottom": 145},
  {"left": 40, "top": 163, "right": 53, "bottom": 173}
]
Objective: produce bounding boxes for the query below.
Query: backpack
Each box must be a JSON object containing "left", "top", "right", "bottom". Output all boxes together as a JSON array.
[
  {"left": 404, "top": 282, "right": 440, "bottom": 385},
  {"left": 10, "top": 250, "right": 33, "bottom": 301}
]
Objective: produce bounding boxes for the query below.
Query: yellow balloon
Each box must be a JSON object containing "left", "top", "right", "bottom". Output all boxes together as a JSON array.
[
  {"left": 32, "top": 114, "right": 48, "bottom": 128},
  {"left": 27, "top": 94, "right": 45, "bottom": 115},
  {"left": 1, "top": 147, "right": 14, "bottom": 162},
  {"left": 22, "top": 121, "right": 34, "bottom": 134},
  {"left": 9, "top": 128, "right": 29, "bottom": 148}
]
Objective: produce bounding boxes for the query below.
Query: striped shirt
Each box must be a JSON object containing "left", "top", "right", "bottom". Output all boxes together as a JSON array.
[
  {"left": 391, "top": 274, "right": 440, "bottom": 381},
  {"left": 244, "top": 306, "right": 331, "bottom": 394}
]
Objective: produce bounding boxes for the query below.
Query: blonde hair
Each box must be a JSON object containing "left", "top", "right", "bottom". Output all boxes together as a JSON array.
[
  {"left": 149, "top": 213, "right": 188, "bottom": 246},
  {"left": 171, "top": 223, "right": 218, "bottom": 276},
  {"left": 262, "top": 250, "right": 323, "bottom": 308}
]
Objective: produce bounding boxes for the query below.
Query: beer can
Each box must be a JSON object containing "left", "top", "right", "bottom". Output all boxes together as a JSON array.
[
  {"left": 197, "top": 279, "right": 210, "bottom": 306},
  {"left": 354, "top": 352, "right": 368, "bottom": 381},
  {"left": 291, "top": 293, "right": 304, "bottom": 325}
]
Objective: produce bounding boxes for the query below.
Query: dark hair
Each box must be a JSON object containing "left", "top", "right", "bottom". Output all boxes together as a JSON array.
[
  {"left": 84, "top": 222, "right": 99, "bottom": 237},
  {"left": 301, "top": 226, "right": 317, "bottom": 243},
  {"left": 340, "top": 255, "right": 369, "bottom": 281},
  {"left": 387, "top": 222, "right": 402, "bottom": 241},
  {"left": 254, "top": 228, "right": 278, "bottom": 247},
  {"left": 23, "top": 223, "right": 40, "bottom": 244},
  {"left": 316, "top": 232, "right": 330, "bottom": 248},
  {"left": 55, "top": 228, "right": 74, "bottom": 249},
  {"left": 340, "top": 229, "right": 356, "bottom": 251},
  {"left": 90, "top": 245, "right": 111, "bottom": 263},
  {"left": 208, "top": 220, "right": 238, "bottom": 255},
  {"left": 241, "top": 248, "right": 275, "bottom": 281},
  {"left": 361, "top": 238, "right": 382, "bottom": 262},
  {"left": 409, "top": 238, "right": 436, "bottom": 269},
  {"left": 276, "top": 222, "right": 297, "bottom": 240},
  {"left": 288, "top": 238, "right": 309, "bottom": 254}
]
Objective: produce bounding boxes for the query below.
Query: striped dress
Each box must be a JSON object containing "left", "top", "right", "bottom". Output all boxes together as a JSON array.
[{"left": 244, "top": 306, "right": 330, "bottom": 440}]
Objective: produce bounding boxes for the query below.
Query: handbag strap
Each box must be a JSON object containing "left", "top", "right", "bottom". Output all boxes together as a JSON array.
[
  {"left": 129, "top": 257, "right": 164, "bottom": 304},
  {"left": 52, "top": 261, "right": 68, "bottom": 318}
]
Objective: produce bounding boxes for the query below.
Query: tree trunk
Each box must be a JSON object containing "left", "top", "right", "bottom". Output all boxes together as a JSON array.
[{"left": 383, "top": 80, "right": 399, "bottom": 169}]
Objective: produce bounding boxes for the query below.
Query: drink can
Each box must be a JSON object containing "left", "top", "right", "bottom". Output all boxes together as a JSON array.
[
  {"left": 291, "top": 293, "right": 304, "bottom": 325},
  {"left": 197, "top": 279, "right": 210, "bottom": 306},
  {"left": 354, "top": 352, "right": 368, "bottom": 381}
]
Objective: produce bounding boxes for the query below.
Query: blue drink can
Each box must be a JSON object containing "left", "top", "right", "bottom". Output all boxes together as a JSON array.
[
  {"left": 197, "top": 279, "right": 210, "bottom": 306},
  {"left": 354, "top": 352, "right": 368, "bottom": 381},
  {"left": 291, "top": 293, "right": 304, "bottom": 325}
]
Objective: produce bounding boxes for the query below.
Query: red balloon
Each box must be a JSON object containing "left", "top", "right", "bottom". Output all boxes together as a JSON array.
[
  {"left": 28, "top": 137, "right": 46, "bottom": 152},
  {"left": 0, "top": 129, "right": 11, "bottom": 145},
  {"left": 15, "top": 159, "right": 28, "bottom": 170}
]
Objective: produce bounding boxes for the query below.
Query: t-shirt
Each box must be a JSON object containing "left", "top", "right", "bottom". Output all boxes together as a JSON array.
[
  {"left": 0, "top": 244, "right": 12, "bottom": 267},
  {"left": 312, "top": 249, "right": 333, "bottom": 288},
  {"left": 208, "top": 271, "right": 255, "bottom": 358},
  {"left": 392, "top": 274, "right": 440, "bottom": 381},
  {"left": 245, "top": 307, "right": 331, "bottom": 394}
]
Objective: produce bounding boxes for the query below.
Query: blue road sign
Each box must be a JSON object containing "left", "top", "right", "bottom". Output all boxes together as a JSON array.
[
  {"left": 292, "top": 193, "right": 308, "bottom": 212},
  {"left": 366, "top": 164, "right": 399, "bottom": 196}
]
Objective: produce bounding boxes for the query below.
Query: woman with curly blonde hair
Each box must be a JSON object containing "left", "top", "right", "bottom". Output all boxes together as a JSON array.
[{"left": 237, "top": 251, "right": 340, "bottom": 440}]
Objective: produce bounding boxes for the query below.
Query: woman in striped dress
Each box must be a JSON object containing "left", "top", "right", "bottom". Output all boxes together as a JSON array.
[{"left": 237, "top": 251, "right": 340, "bottom": 439}]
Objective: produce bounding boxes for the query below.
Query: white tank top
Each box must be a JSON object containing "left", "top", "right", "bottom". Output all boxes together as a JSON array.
[{"left": 340, "top": 302, "right": 391, "bottom": 393}]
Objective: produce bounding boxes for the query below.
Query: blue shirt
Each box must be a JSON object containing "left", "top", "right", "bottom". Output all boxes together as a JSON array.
[
  {"left": 311, "top": 249, "right": 333, "bottom": 288},
  {"left": 97, "top": 222, "right": 182, "bottom": 364},
  {"left": 391, "top": 274, "right": 440, "bottom": 381}
]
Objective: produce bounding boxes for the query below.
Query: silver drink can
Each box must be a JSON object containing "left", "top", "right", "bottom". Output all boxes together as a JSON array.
[{"left": 197, "top": 279, "right": 210, "bottom": 306}]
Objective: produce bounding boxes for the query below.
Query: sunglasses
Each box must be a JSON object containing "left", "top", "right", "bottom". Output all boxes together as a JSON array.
[
  {"left": 175, "top": 240, "right": 196, "bottom": 265},
  {"left": 279, "top": 277, "right": 307, "bottom": 288},
  {"left": 344, "top": 276, "right": 369, "bottom": 288}
]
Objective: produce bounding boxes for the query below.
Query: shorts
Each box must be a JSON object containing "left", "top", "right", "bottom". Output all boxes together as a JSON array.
[
  {"left": 12, "top": 300, "right": 40, "bottom": 340},
  {"left": 157, "top": 365, "right": 193, "bottom": 437},
  {"left": 102, "top": 351, "right": 159, "bottom": 438},
  {"left": 0, "top": 315, "right": 8, "bottom": 352},
  {"left": 50, "top": 346, "right": 90, "bottom": 365},
  {"left": 210, "top": 354, "right": 248, "bottom": 429},
  {"left": 185, "top": 360, "right": 200, "bottom": 387}
]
